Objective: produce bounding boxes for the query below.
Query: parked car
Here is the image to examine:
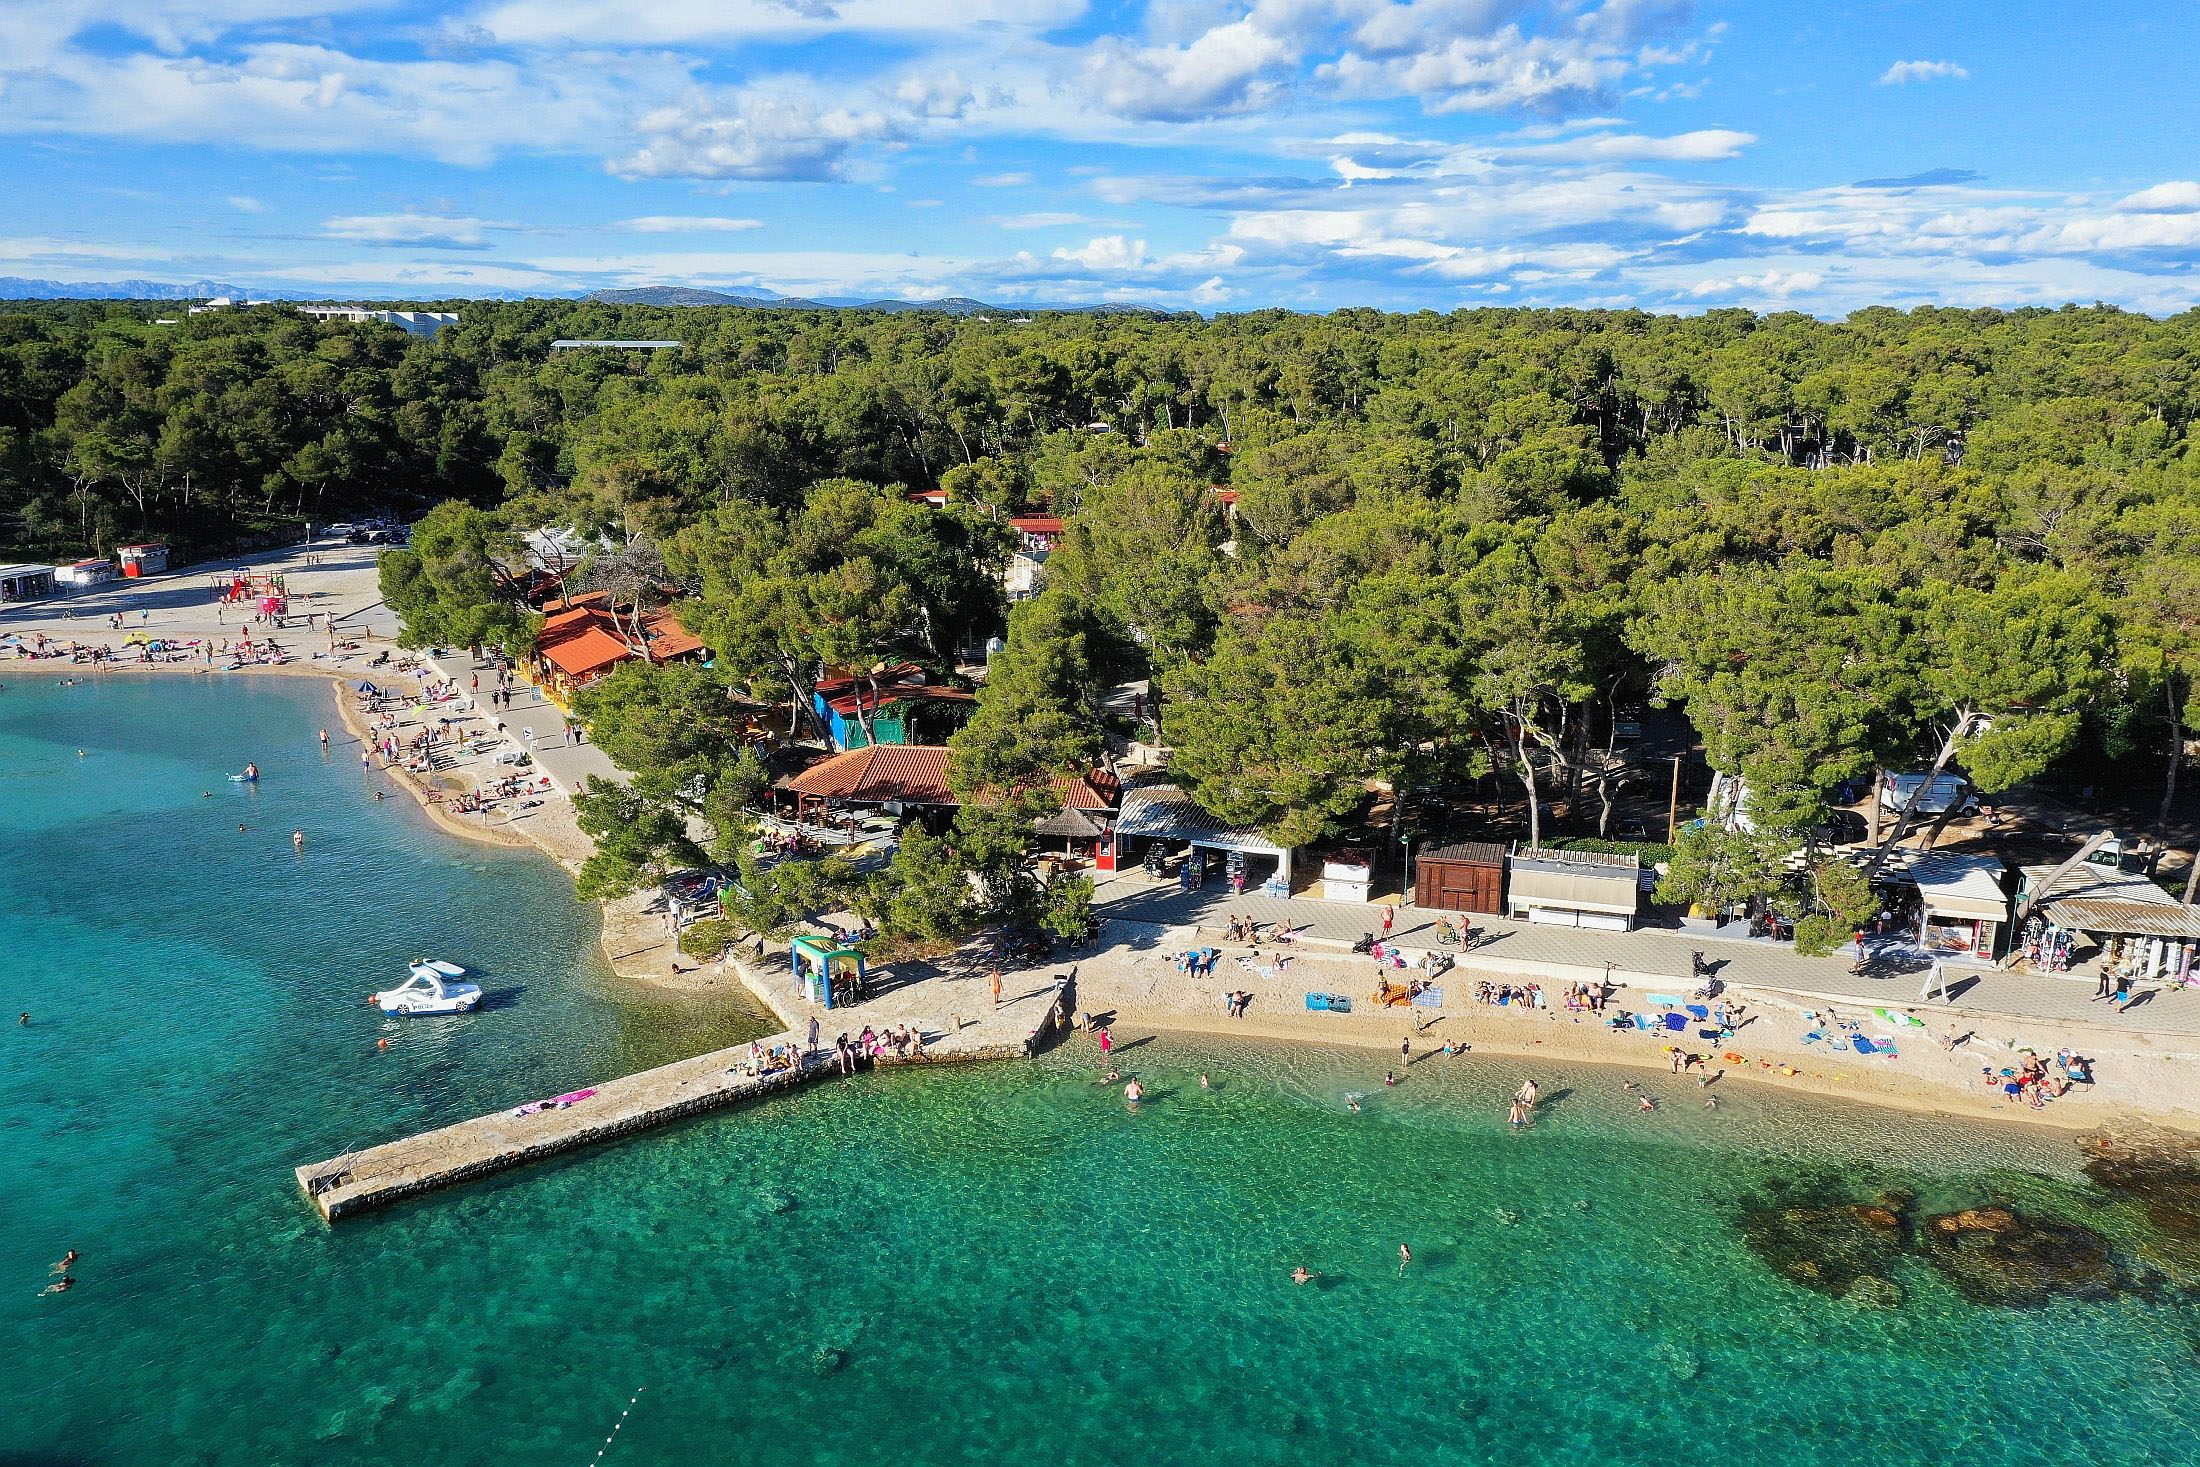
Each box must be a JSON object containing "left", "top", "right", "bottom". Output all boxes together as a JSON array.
[{"left": 1879, "top": 773, "right": 1979, "bottom": 816}]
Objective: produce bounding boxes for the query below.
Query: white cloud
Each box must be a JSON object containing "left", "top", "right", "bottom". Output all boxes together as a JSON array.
[
  {"left": 1082, "top": 19, "right": 1297, "bottom": 122},
  {"left": 888, "top": 72, "right": 977, "bottom": 120},
  {"left": 322, "top": 213, "right": 508, "bottom": 249},
  {"left": 1687, "top": 268, "right": 1824, "bottom": 298},
  {"left": 1189, "top": 275, "right": 1234, "bottom": 306},
  {"left": 614, "top": 92, "right": 900, "bottom": 181},
  {"left": 1052, "top": 235, "right": 1149, "bottom": 270},
  {"left": 1878, "top": 60, "right": 1968, "bottom": 85},
  {"left": 226, "top": 194, "right": 268, "bottom": 212},
  {"left": 2116, "top": 181, "right": 2200, "bottom": 213},
  {"left": 466, "top": 0, "right": 1083, "bottom": 47},
  {"left": 973, "top": 172, "right": 1033, "bottom": 187},
  {"left": 618, "top": 215, "right": 766, "bottom": 232},
  {"left": 1504, "top": 128, "right": 1755, "bottom": 163}
]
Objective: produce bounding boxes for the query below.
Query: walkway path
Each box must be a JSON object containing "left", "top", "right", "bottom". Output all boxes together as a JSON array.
[{"left": 1092, "top": 874, "right": 2200, "bottom": 1038}]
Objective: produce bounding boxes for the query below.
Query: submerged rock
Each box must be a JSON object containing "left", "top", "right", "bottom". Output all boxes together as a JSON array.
[
  {"left": 2082, "top": 1128, "right": 2200, "bottom": 1277},
  {"left": 757, "top": 1187, "right": 798, "bottom": 1215},
  {"left": 1917, "top": 1206, "right": 2125, "bottom": 1308},
  {"left": 1738, "top": 1197, "right": 1908, "bottom": 1305},
  {"left": 809, "top": 1345, "right": 848, "bottom": 1376}
]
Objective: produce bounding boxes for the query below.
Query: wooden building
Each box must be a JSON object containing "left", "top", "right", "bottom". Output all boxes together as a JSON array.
[{"left": 1413, "top": 841, "right": 1506, "bottom": 914}]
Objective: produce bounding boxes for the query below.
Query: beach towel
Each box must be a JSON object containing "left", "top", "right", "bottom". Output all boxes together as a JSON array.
[
  {"left": 1850, "top": 1036, "right": 1881, "bottom": 1056},
  {"left": 1870, "top": 1036, "right": 1900, "bottom": 1056},
  {"left": 1662, "top": 1013, "right": 1688, "bottom": 1032},
  {"left": 1632, "top": 1015, "right": 1654, "bottom": 1030},
  {"left": 1802, "top": 1030, "right": 1828, "bottom": 1045},
  {"left": 1646, "top": 993, "right": 1683, "bottom": 1007},
  {"left": 1686, "top": 1004, "right": 1710, "bottom": 1020},
  {"left": 1874, "top": 1008, "right": 1926, "bottom": 1029}
]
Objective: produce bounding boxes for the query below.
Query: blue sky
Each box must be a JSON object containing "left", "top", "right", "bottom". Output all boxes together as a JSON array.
[{"left": 4, "top": 0, "right": 2199, "bottom": 312}]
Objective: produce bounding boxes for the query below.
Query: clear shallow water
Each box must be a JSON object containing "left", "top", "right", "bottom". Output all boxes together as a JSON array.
[{"left": 5, "top": 676, "right": 2199, "bottom": 1466}]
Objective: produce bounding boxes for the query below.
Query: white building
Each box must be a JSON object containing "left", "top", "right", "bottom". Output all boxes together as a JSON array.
[{"left": 297, "top": 306, "right": 460, "bottom": 338}]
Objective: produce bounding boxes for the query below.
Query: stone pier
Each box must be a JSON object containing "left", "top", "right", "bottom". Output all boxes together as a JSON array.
[{"left": 296, "top": 962, "right": 1073, "bottom": 1222}]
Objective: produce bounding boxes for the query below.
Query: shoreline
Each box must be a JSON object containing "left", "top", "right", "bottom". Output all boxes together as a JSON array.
[
  {"left": 1065, "top": 954, "right": 2200, "bottom": 1137},
  {"left": 14, "top": 648, "right": 2198, "bottom": 1140}
]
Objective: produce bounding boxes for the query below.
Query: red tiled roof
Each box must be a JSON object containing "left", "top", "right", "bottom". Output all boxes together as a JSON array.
[
  {"left": 823, "top": 685, "right": 974, "bottom": 716},
  {"left": 641, "top": 608, "right": 703, "bottom": 660},
  {"left": 783, "top": 745, "right": 955, "bottom": 805},
  {"left": 815, "top": 662, "right": 925, "bottom": 697},
  {"left": 1009, "top": 516, "right": 1065, "bottom": 535},
  {"left": 542, "top": 625, "right": 634, "bottom": 680},
  {"left": 780, "top": 744, "right": 1119, "bottom": 813}
]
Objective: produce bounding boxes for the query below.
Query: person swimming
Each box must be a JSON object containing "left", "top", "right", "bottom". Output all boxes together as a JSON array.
[
  {"left": 1508, "top": 1099, "right": 1528, "bottom": 1127},
  {"left": 1384, "top": 1070, "right": 1398, "bottom": 1087},
  {"left": 52, "top": 1249, "right": 76, "bottom": 1273},
  {"left": 1199, "top": 1073, "right": 1211, "bottom": 1090},
  {"left": 40, "top": 1276, "right": 74, "bottom": 1296},
  {"left": 1637, "top": 1095, "right": 1657, "bottom": 1112},
  {"left": 1123, "top": 1078, "right": 1145, "bottom": 1103},
  {"left": 1290, "top": 1266, "right": 1316, "bottom": 1285}
]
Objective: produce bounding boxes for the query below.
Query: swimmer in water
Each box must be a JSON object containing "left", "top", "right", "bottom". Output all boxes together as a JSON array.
[
  {"left": 292, "top": 829, "right": 305, "bottom": 850},
  {"left": 1123, "top": 1078, "right": 1144, "bottom": 1104},
  {"left": 1384, "top": 1070, "right": 1397, "bottom": 1087},
  {"left": 1347, "top": 1096, "right": 1361, "bottom": 1114},
  {"left": 1637, "top": 1095, "right": 1656, "bottom": 1113},
  {"left": 52, "top": 1249, "right": 76, "bottom": 1273},
  {"left": 319, "top": 728, "right": 330, "bottom": 745},
  {"left": 76, "top": 749, "right": 85, "bottom": 758},
  {"left": 237, "top": 823, "right": 247, "bottom": 833},
  {"left": 1508, "top": 1099, "right": 1528, "bottom": 1127},
  {"left": 1200, "top": 1073, "right": 1211, "bottom": 1090},
  {"left": 1516, "top": 1079, "right": 1539, "bottom": 1107},
  {"left": 40, "top": 1276, "right": 75, "bottom": 1296},
  {"left": 1290, "top": 1266, "right": 1316, "bottom": 1285},
  {"left": 1704, "top": 1094, "right": 1721, "bottom": 1110},
  {"left": 1397, "top": 1243, "right": 1412, "bottom": 1275},
  {"left": 373, "top": 790, "right": 385, "bottom": 801}
]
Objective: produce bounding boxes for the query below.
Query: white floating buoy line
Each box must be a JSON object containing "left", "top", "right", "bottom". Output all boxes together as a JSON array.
[{"left": 590, "top": 1385, "right": 645, "bottom": 1463}]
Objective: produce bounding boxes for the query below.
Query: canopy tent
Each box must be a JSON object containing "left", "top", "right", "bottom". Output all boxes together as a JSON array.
[
  {"left": 791, "top": 934, "right": 867, "bottom": 1011},
  {"left": 1506, "top": 847, "right": 1639, "bottom": 931},
  {"left": 1114, "top": 778, "right": 1293, "bottom": 897}
]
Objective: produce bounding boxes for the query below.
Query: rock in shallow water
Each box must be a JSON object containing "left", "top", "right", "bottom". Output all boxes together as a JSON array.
[{"left": 1918, "top": 1206, "right": 2125, "bottom": 1308}]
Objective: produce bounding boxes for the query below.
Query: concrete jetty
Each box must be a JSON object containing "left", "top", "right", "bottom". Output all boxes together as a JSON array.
[{"left": 298, "top": 963, "right": 1073, "bottom": 1222}]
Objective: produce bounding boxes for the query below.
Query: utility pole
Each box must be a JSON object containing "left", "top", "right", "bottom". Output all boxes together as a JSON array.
[{"left": 1665, "top": 755, "right": 1681, "bottom": 843}]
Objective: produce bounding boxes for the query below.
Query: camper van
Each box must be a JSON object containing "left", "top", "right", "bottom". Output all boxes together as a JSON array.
[{"left": 1879, "top": 773, "right": 1980, "bottom": 817}]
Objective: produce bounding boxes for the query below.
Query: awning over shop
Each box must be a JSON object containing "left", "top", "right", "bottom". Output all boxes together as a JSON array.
[
  {"left": 1904, "top": 851, "right": 2009, "bottom": 922},
  {"left": 1506, "top": 847, "right": 1639, "bottom": 916},
  {"left": 1115, "top": 779, "right": 1288, "bottom": 857},
  {"left": 2041, "top": 897, "right": 2200, "bottom": 939}
]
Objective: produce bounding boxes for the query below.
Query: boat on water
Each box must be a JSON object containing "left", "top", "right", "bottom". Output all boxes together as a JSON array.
[{"left": 371, "top": 959, "right": 482, "bottom": 1016}]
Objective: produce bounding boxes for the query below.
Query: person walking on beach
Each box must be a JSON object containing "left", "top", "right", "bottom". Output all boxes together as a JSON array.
[
  {"left": 1381, "top": 904, "right": 1395, "bottom": 937},
  {"left": 1400, "top": 1034, "right": 1412, "bottom": 1067},
  {"left": 1097, "top": 1027, "right": 1113, "bottom": 1060},
  {"left": 990, "top": 967, "right": 1002, "bottom": 1008}
]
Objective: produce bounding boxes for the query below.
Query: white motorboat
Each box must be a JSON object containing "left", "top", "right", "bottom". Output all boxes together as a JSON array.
[{"left": 371, "top": 959, "right": 483, "bottom": 1016}]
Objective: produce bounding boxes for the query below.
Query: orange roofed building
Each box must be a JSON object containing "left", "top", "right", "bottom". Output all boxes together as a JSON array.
[{"left": 529, "top": 590, "right": 705, "bottom": 704}]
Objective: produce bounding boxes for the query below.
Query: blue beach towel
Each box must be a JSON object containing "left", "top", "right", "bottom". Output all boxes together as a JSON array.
[
  {"left": 1802, "top": 1030, "right": 1828, "bottom": 1045},
  {"left": 1646, "top": 993, "right": 1683, "bottom": 1007},
  {"left": 1632, "top": 1015, "right": 1654, "bottom": 1030},
  {"left": 1662, "top": 1013, "right": 1688, "bottom": 1032},
  {"left": 1850, "top": 1036, "right": 1879, "bottom": 1055},
  {"left": 1686, "top": 1004, "right": 1710, "bottom": 1020}
]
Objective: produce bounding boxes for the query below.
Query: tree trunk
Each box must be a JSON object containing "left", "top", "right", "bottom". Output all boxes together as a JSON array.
[
  {"left": 1515, "top": 728, "right": 1542, "bottom": 850},
  {"left": 2159, "top": 674, "right": 2183, "bottom": 838},
  {"left": 1864, "top": 712, "right": 1974, "bottom": 876},
  {"left": 2184, "top": 853, "right": 2200, "bottom": 905}
]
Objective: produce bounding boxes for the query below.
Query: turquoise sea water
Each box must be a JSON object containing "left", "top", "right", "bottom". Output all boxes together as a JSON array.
[{"left": 5, "top": 674, "right": 2199, "bottom": 1466}]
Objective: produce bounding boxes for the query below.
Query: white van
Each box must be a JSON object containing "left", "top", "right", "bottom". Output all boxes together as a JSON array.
[{"left": 1879, "top": 773, "right": 1979, "bottom": 816}]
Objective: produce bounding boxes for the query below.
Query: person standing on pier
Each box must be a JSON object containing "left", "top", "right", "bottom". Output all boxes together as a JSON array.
[
  {"left": 807, "top": 1016, "right": 820, "bottom": 1055},
  {"left": 990, "top": 967, "right": 1002, "bottom": 1008}
]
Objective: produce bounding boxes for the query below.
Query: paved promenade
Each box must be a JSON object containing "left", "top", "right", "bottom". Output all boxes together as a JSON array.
[{"left": 1092, "top": 874, "right": 2200, "bottom": 1038}]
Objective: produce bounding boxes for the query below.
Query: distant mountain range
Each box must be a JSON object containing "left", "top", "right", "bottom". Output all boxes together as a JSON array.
[{"left": 0, "top": 276, "right": 1176, "bottom": 316}]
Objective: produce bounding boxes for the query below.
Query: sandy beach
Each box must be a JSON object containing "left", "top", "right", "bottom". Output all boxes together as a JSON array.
[{"left": 1060, "top": 934, "right": 2200, "bottom": 1133}]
